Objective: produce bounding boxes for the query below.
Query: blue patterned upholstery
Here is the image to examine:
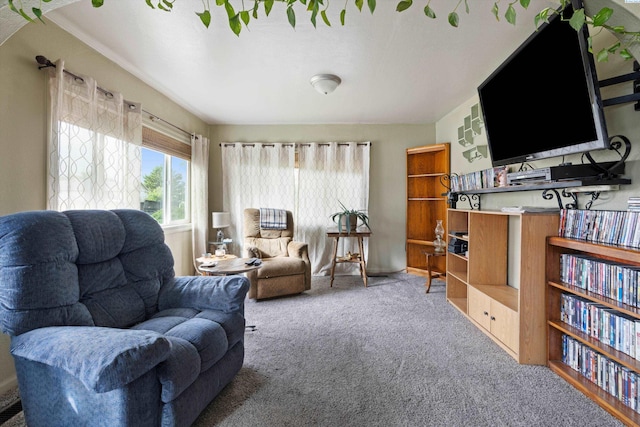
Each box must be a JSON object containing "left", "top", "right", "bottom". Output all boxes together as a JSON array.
[{"left": 0, "top": 209, "right": 249, "bottom": 427}]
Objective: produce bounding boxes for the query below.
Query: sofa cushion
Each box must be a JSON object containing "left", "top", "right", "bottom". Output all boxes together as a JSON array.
[
  {"left": 257, "top": 257, "right": 306, "bottom": 279},
  {"left": 133, "top": 311, "right": 233, "bottom": 400},
  {"left": 156, "top": 336, "right": 201, "bottom": 403}
]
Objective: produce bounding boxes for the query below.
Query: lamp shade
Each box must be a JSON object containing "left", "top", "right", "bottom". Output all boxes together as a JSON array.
[
  {"left": 212, "top": 212, "right": 231, "bottom": 229},
  {"left": 310, "top": 74, "right": 341, "bottom": 95}
]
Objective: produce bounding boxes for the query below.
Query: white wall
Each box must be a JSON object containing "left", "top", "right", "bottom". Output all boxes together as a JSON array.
[
  {"left": 208, "top": 125, "right": 437, "bottom": 274},
  {"left": 436, "top": 29, "right": 640, "bottom": 211},
  {"left": 0, "top": 21, "right": 207, "bottom": 394}
]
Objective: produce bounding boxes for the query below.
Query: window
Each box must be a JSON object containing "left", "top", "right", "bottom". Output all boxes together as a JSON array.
[{"left": 141, "top": 127, "right": 191, "bottom": 226}]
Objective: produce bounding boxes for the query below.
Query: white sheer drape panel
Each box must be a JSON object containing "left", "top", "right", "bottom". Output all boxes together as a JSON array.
[
  {"left": 297, "top": 142, "right": 371, "bottom": 275},
  {"left": 221, "top": 143, "right": 296, "bottom": 255},
  {"left": 191, "top": 134, "right": 210, "bottom": 270},
  {"left": 47, "top": 60, "right": 142, "bottom": 211}
]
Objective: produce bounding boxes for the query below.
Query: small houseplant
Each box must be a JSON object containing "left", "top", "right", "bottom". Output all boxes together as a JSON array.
[{"left": 330, "top": 201, "right": 370, "bottom": 233}]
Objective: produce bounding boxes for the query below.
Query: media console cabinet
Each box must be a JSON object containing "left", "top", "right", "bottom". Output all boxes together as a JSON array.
[{"left": 446, "top": 208, "right": 559, "bottom": 364}]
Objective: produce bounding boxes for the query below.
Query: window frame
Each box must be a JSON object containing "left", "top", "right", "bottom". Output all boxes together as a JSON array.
[{"left": 141, "top": 126, "right": 191, "bottom": 227}]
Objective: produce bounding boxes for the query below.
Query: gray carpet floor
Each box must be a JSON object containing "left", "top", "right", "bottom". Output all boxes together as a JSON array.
[
  {"left": 2, "top": 273, "right": 626, "bottom": 426},
  {"left": 193, "top": 273, "right": 623, "bottom": 426}
]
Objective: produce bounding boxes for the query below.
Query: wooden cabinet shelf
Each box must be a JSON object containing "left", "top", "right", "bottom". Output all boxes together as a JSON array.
[
  {"left": 406, "top": 143, "right": 450, "bottom": 280},
  {"left": 446, "top": 208, "right": 559, "bottom": 364},
  {"left": 547, "top": 236, "right": 640, "bottom": 426}
]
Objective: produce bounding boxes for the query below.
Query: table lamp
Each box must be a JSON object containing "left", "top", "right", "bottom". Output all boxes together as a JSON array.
[{"left": 212, "top": 212, "right": 231, "bottom": 243}]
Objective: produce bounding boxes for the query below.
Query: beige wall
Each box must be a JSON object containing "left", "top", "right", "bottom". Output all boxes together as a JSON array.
[
  {"left": 436, "top": 29, "right": 640, "bottom": 211},
  {"left": 208, "top": 125, "right": 437, "bottom": 274},
  {"left": 0, "top": 21, "right": 207, "bottom": 394}
]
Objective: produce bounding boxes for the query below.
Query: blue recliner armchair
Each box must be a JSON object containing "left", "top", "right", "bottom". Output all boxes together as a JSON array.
[{"left": 0, "top": 209, "right": 250, "bottom": 427}]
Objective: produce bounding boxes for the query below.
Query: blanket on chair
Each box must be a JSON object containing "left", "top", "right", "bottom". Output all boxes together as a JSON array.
[{"left": 260, "top": 208, "right": 287, "bottom": 230}]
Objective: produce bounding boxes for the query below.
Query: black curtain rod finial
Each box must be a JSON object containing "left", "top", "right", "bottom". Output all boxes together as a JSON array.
[{"left": 36, "top": 55, "right": 55, "bottom": 69}]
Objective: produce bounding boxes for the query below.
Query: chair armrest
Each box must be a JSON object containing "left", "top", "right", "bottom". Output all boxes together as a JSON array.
[
  {"left": 287, "top": 241, "right": 309, "bottom": 260},
  {"left": 11, "top": 326, "right": 170, "bottom": 393},
  {"left": 159, "top": 275, "right": 250, "bottom": 314}
]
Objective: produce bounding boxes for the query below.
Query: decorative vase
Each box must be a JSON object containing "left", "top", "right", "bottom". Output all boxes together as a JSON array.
[
  {"left": 434, "top": 219, "right": 446, "bottom": 252},
  {"left": 338, "top": 214, "right": 358, "bottom": 232}
]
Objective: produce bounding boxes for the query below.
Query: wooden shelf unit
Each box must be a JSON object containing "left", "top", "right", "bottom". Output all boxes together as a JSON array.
[
  {"left": 547, "top": 237, "right": 640, "bottom": 426},
  {"left": 406, "top": 143, "right": 450, "bottom": 280},
  {"left": 446, "top": 208, "right": 559, "bottom": 364}
]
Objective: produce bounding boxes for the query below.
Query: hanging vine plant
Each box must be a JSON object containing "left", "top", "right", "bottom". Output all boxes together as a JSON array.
[{"left": 7, "top": 0, "right": 640, "bottom": 61}]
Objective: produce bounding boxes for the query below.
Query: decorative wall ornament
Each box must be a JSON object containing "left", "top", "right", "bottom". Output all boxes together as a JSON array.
[
  {"left": 457, "top": 103, "right": 484, "bottom": 147},
  {"left": 462, "top": 145, "right": 488, "bottom": 163}
]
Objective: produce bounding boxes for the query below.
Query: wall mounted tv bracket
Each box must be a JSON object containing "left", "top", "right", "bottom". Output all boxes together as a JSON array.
[{"left": 599, "top": 60, "right": 640, "bottom": 111}]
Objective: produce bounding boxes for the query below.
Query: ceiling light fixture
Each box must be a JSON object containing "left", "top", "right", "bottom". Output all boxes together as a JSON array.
[{"left": 310, "top": 74, "right": 341, "bottom": 95}]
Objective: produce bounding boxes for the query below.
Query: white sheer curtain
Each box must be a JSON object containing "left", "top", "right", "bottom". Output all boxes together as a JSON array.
[
  {"left": 47, "top": 60, "right": 142, "bottom": 210},
  {"left": 191, "top": 134, "right": 210, "bottom": 268},
  {"left": 221, "top": 143, "right": 296, "bottom": 255},
  {"left": 297, "top": 142, "right": 371, "bottom": 275}
]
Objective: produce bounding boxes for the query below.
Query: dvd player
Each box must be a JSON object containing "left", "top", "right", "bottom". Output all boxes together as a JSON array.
[{"left": 507, "top": 162, "right": 624, "bottom": 185}]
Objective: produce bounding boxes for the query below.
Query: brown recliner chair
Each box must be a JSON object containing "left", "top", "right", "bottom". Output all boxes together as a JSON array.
[{"left": 243, "top": 208, "right": 312, "bottom": 300}]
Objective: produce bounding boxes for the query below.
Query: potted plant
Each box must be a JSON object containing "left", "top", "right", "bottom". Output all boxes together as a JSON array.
[{"left": 330, "top": 201, "right": 370, "bottom": 233}]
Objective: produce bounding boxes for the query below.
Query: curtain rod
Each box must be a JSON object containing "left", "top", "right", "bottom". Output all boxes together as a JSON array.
[
  {"left": 219, "top": 142, "right": 372, "bottom": 147},
  {"left": 35, "top": 55, "right": 192, "bottom": 137}
]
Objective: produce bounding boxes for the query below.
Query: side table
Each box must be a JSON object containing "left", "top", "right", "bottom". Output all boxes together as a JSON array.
[
  {"left": 422, "top": 247, "right": 446, "bottom": 293},
  {"left": 198, "top": 257, "right": 260, "bottom": 276},
  {"left": 326, "top": 227, "right": 371, "bottom": 287}
]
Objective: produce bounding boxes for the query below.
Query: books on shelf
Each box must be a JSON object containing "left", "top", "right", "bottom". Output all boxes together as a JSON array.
[
  {"left": 560, "top": 253, "right": 640, "bottom": 307},
  {"left": 559, "top": 209, "right": 640, "bottom": 249},
  {"left": 449, "top": 166, "right": 508, "bottom": 192},
  {"left": 629, "top": 197, "right": 640, "bottom": 212},
  {"left": 560, "top": 293, "right": 640, "bottom": 359},
  {"left": 562, "top": 334, "right": 640, "bottom": 413}
]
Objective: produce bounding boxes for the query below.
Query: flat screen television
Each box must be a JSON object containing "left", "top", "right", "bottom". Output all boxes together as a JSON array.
[{"left": 477, "top": 0, "right": 609, "bottom": 167}]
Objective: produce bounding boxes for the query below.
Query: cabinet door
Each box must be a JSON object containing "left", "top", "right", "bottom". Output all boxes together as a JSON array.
[
  {"left": 468, "top": 287, "right": 491, "bottom": 330},
  {"left": 490, "top": 301, "right": 519, "bottom": 353}
]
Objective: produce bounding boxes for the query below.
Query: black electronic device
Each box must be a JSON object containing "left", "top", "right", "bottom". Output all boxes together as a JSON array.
[
  {"left": 507, "top": 161, "right": 626, "bottom": 185},
  {"left": 448, "top": 237, "right": 468, "bottom": 255},
  {"left": 477, "top": 0, "right": 609, "bottom": 168}
]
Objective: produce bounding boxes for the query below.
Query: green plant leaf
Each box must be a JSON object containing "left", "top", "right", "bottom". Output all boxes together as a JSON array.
[
  {"left": 162, "top": 1, "right": 174, "bottom": 10},
  {"left": 424, "top": 5, "right": 436, "bottom": 19},
  {"left": 592, "top": 7, "right": 613, "bottom": 27},
  {"left": 464, "top": 0, "right": 469, "bottom": 14},
  {"left": 32, "top": 7, "right": 45, "bottom": 23},
  {"left": 568, "top": 8, "right": 585, "bottom": 32},
  {"left": 311, "top": 8, "right": 318, "bottom": 27},
  {"left": 520, "top": 0, "right": 530, "bottom": 9},
  {"left": 340, "top": 8, "right": 346, "bottom": 25},
  {"left": 252, "top": 1, "right": 259, "bottom": 18},
  {"left": 607, "top": 42, "right": 620, "bottom": 53},
  {"left": 448, "top": 11, "right": 459, "bottom": 27},
  {"left": 534, "top": 8, "right": 551, "bottom": 28},
  {"left": 158, "top": 2, "right": 169, "bottom": 11},
  {"left": 610, "top": 25, "right": 625, "bottom": 34},
  {"left": 321, "top": 10, "right": 331, "bottom": 26},
  {"left": 396, "top": 0, "right": 412, "bottom": 13},
  {"left": 8, "top": 0, "right": 18, "bottom": 13},
  {"left": 491, "top": 3, "right": 499, "bottom": 21},
  {"left": 368, "top": 0, "right": 376, "bottom": 14},
  {"left": 216, "top": 0, "right": 225, "bottom": 5},
  {"left": 287, "top": 6, "right": 296, "bottom": 28},
  {"left": 92, "top": 0, "right": 104, "bottom": 7},
  {"left": 145, "top": 0, "right": 155, "bottom": 8},
  {"left": 596, "top": 47, "right": 609, "bottom": 62},
  {"left": 196, "top": 10, "right": 211, "bottom": 28},
  {"left": 265, "top": 0, "right": 274, "bottom": 16},
  {"left": 505, "top": 4, "right": 516, "bottom": 25},
  {"left": 224, "top": 1, "right": 236, "bottom": 18},
  {"left": 241, "top": 10, "right": 250, "bottom": 26},
  {"left": 229, "top": 14, "right": 242, "bottom": 35},
  {"left": 620, "top": 48, "right": 634, "bottom": 60},
  {"left": 355, "top": 0, "right": 363, "bottom": 12}
]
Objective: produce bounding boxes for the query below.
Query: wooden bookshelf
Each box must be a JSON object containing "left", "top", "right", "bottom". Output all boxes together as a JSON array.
[
  {"left": 446, "top": 208, "right": 559, "bottom": 364},
  {"left": 547, "top": 236, "right": 640, "bottom": 426},
  {"left": 406, "top": 143, "right": 450, "bottom": 281}
]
